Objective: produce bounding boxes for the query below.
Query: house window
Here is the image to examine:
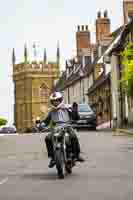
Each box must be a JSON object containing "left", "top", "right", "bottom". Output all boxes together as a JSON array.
[{"left": 85, "top": 56, "right": 91, "bottom": 65}]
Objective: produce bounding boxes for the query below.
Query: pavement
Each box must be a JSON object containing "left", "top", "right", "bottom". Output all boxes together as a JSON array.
[
  {"left": 96, "top": 120, "right": 113, "bottom": 130},
  {"left": 97, "top": 120, "right": 133, "bottom": 136},
  {"left": 114, "top": 128, "right": 133, "bottom": 136}
]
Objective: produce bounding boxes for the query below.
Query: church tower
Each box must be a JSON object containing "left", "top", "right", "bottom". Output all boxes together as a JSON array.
[
  {"left": 123, "top": 0, "right": 133, "bottom": 24},
  {"left": 12, "top": 45, "right": 60, "bottom": 132}
]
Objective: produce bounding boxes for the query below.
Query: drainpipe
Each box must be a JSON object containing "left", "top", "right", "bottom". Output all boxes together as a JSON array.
[
  {"left": 68, "top": 87, "right": 70, "bottom": 104},
  {"left": 125, "top": 95, "right": 129, "bottom": 125},
  {"left": 118, "top": 55, "right": 124, "bottom": 127},
  {"left": 108, "top": 78, "right": 112, "bottom": 128},
  {"left": 83, "top": 79, "right": 85, "bottom": 103}
]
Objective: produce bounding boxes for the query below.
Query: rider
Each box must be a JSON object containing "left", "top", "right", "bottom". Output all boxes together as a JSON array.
[{"left": 42, "top": 91, "right": 84, "bottom": 168}]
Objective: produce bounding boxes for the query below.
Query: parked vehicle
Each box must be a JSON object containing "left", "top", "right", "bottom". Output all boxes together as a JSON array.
[
  {"left": 51, "top": 122, "right": 74, "bottom": 179},
  {"left": 75, "top": 103, "right": 97, "bottom": 130},
  {"left": 0, "top": 126, "right": 17, "bottom": 134}
]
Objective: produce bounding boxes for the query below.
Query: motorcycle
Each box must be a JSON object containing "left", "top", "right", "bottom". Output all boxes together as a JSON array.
[{"left": 51, "top": 123, "right": 74, "bottom": 179}]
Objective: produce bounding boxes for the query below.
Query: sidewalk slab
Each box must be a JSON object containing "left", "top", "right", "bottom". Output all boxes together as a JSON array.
[
  {"left": 97, "top": 120, "right": 113, "bottom": 130},
  {"left": 113, "top": 128, "right": 133, "bottom": 136}
]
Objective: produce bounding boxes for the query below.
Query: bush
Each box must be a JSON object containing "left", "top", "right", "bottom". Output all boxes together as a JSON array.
[
  {"left": 0, "top": 118, "right": 8, "bottom": 126},
  {"left": 121, "top": 43, "right": 133, "bottom": 97}
]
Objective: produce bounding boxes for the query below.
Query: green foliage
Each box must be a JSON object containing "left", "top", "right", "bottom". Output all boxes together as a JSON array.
[
  {"left": 121, "top": 43, "right": 133, "bottom": 97},
  {"left": 0, "top": 118, "right": 8, "bottom": 126}
]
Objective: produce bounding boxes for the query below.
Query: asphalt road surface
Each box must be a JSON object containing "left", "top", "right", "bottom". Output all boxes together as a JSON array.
[{"left": 0, "top": 130, "right": 133, "bottom": 200}]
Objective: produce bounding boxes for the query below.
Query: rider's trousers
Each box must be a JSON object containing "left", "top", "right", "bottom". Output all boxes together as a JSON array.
[{"left": 45, "top": 127, "right": 80, "bottom": 159}]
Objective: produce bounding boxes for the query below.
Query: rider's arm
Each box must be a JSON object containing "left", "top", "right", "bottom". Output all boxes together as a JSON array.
[
  {"left": 66, "top": 108, "right": 72, "bottom": 120},
  {"left": 41, "top": 112, "right": 51, "bottom": 126}
]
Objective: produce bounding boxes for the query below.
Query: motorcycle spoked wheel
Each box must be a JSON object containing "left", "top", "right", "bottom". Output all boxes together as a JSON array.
[{"left": 55, "top": 149, "right": 65, "bottom": 179}]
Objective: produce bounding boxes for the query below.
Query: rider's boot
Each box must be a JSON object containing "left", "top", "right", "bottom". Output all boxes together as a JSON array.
[
  {"left": 48, "top": 158, "right": 56, "bottom": 168},
  {"left": 76, "top": 154, "right": 85, "bottom": 162}
]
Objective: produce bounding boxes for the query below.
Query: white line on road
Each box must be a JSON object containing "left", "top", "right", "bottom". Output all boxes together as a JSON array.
[
  {"left": 0, "top": 177, "right": 8, "bottom": 185},
  {"left": 0, "top": 133, "right": 19, "bottom": 137}
]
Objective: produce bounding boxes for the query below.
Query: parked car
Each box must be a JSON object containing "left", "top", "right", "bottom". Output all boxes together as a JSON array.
[
  {"left": 75, "top": 103, "right": 97, "bottom": 130},
  {"left": 0, "top": 126, "right": 17, "bottom": 134}
]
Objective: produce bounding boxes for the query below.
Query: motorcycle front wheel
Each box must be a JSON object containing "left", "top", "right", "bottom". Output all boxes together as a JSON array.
[
  {"left": 65, "top": 159, "right": 72, "bottom": 174},
  {"left": 55, "top": 149, "right": 64, "bottom": 179}
]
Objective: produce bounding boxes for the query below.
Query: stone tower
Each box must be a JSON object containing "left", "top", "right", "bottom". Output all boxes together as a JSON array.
[
  {"left": 12, "top": 45, "right": 60, "bottom": 132},
  {"left": 123, "top": 0, "right": 133, "bottom": 24},
  {"left": 96, "top": 11, "right": 110, "bottom": 44}
]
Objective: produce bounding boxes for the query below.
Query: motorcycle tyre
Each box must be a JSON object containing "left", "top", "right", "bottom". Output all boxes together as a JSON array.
[
  {"left": 65, "top": 165, "right": 72, "bottom": 174},
  {"left": 55, "top": 149, "right": 64, "bottom": 179}
]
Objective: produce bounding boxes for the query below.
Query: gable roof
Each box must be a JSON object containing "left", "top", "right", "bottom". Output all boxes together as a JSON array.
[{"left": 107, "top": 19, "right": 133, "bottom": 55}]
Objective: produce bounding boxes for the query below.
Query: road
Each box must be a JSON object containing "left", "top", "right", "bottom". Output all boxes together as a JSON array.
[{"left": 0, "top": 130, "right": 133, "bottom": 199}]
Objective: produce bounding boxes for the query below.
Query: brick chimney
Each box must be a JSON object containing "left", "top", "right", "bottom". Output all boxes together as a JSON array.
[
  {"left": 96, "top": 10, "right": 110, "bottom": 44},
  {"left": 76, "top": 25, "right": 91, "bottom": 58},
  {"left": 123, "top": 0, "right": 133, "bottom": 24}
]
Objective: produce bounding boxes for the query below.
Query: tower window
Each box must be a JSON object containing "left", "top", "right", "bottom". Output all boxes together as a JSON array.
[{"left": 40, "top": 83, "right": 50, "bottom": 101}]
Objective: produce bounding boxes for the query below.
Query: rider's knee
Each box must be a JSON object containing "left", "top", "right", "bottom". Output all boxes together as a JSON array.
[{"left": 45, "top": 133, "right": 52, "bottom": 142}]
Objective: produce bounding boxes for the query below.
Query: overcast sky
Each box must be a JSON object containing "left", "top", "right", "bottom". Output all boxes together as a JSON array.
[{"left": 0, "top": 0, "right": 123, "bottom": 123}]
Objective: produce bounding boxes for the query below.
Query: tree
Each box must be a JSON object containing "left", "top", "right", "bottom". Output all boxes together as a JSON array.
[
  {"left": 0, "top": 118, "right": 7, "bottom": 126},
  {"left": 121, "top": 43, "right": 133, "bottom": 97}
]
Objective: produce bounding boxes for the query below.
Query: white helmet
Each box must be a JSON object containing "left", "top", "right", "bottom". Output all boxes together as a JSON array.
[{"left": 50, "top": 92, "right": 63, "bottom": 106}]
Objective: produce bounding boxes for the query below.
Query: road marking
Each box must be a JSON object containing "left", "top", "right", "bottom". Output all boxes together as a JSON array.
[
  {"left": 0, "top": 177, "right": 8, "bottom": 185},
  {"left": 0, "top": 133, "right": 19, "bottom": 137}
]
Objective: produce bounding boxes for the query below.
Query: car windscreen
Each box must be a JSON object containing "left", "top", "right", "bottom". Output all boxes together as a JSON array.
[
  {"left": 2, "top": 127, "right": 13, "bottom": 130},
  {"left": 78, "top": 104, "right": 92, "bottom": 112}
]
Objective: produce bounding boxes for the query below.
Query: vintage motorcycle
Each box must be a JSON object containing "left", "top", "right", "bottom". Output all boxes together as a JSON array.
[{"left": 51, "top": 123, "right": 74, "bottom": 179}]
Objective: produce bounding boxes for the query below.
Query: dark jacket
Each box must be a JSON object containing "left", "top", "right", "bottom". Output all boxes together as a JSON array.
[{"left": 71, "top": 110, "right": 80, "bottom": 121}]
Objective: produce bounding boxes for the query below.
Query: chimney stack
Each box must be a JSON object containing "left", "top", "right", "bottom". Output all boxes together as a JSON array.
[
  {"left": 76, "top": 24, "right": 91, "bottom": 58},
  {"left": 123, "top": 0, "right": 133, "bottom": 24},
  {"left": 96, "top": 10, "right": 110, "bottom": 43}
]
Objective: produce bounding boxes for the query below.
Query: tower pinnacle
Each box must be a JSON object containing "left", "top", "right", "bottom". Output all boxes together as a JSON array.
[
  {"left": 43, "top": 48, "right": 47, "bottom": 64},
  {"left": 56, "top": 41, "right": 60, "bottom": 66},
  {"left": 12, "top": 48, "right": 16, "bottom": 65},
  {"left": 24, "top": 43, "right": 28, "bottom": 63}
]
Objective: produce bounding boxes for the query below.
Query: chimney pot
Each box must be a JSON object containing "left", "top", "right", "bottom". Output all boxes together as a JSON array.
[
  {"left": 81, "top": 25, "right": 84, "bottom": 31},
  {"left": 104, "top": 10, "right": 108, "bottom": 18},
  {"left": 86, "top": 25, "right": 88, "bottom": 31},
  {"left": 97, "top": 11, "right": 101, "bottom": 18}
]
